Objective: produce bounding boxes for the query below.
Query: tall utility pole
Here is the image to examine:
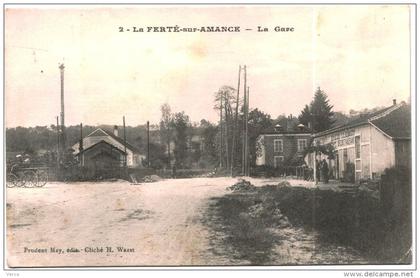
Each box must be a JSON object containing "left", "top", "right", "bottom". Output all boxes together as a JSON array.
[
  {"left": 224, "top": 90, "right": 230, "bottom": 170},
  {"left": 231, "top": 65, "right": 241, "bottom": 177},
  {"left": 245, "top": 86, "right": 250, "bottom": 176},
  {"left": 123, "top": 116, "right": 127, "bottom": 167},
  {"left": 56, "top": 116, "right": 60, "bottom": 167},
  {"left": 219, "top": 93, "right": 223, "bottom": 168},
  {"left": 79, "top": 123, "right": 83, "bottom": 152},
  {"left": 311, "top": 114, "right": 318, "bottom": 185},
  {"left": 79, "top": 123, "right": 84, "bottom": 166},
  {"left": 147, "top": 121, "right": 150, "bottom": 168},
  {"left": 59, "top": 63, "right": 66, "bottom": 154},
  {"left": 242, "top": 65, "right": 247, "bottom": 175}
]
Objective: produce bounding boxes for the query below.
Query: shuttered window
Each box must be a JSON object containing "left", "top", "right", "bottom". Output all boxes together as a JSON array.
[{"left": 274, "top": 139, "right": 283, "bottom": 152}]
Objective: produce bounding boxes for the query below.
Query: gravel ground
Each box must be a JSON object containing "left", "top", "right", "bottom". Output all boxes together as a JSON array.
[
  {"left": 7, "top": 177, "right": 313, "bottom": 267},
  {"left": 7, "top": 176, "right": 364, "bottom": 267}
]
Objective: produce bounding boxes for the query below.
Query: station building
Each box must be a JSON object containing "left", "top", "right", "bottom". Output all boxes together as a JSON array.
[{"left": 308, "top": 101, "right": 411, "bottom": 182}]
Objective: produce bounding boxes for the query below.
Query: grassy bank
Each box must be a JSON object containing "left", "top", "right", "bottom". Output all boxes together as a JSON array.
[{"left": 204, "top": 181, "right": 411, "bottom": 265}]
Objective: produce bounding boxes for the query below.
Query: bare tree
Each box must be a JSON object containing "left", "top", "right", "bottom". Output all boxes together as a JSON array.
[{"left": 214, "top": 86, "right": 236, "bottom": 170}]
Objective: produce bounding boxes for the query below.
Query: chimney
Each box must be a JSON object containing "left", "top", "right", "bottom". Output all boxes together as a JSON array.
[
  {"left": 286, "top": 114, "right": 293, "bottom": 131},
  {"left": 274, "top": 124, "right": 282, "bottom": 133},
  {"left": 113, "top": 125, "right": 119, "bottom": 137},
  {"left": 393, "top": 99, "right": 397, "bottom": 106}
]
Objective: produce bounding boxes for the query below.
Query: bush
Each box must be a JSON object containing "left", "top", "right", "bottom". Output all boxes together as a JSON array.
[
  {"left": 227, "top": 179, "right": 256, "bottom": 192},
  {"left": 208, "top": 181, "right": 412, "bottom": 264},
  {"left": 379, "top": 166, "right": 412, "bottom": 262},
  {"left": 206, "top": 193, "right": 279, "bottom": 264}
]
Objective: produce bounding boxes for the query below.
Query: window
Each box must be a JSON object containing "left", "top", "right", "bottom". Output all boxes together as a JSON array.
[
  {"left": 274, "top": 139, "right": 283, "bottom": 152},
  {"left": 297, "top": 139, "right": 307, "bottom": 152},
  {"left": 355, "top": 135, "right": 361, "bottom": 159},
  {"left": 274, "top": 156, "right": 284, "bottom": 168},
  {"left": 343, "top": 148, "right": 348, "bottom": 162}
]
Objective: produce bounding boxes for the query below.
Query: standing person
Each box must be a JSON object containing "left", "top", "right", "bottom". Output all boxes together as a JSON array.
[
  {"left": 316, "top": 159, "right": 321, "bottom": 182},
  {"left": 322, "top": 159, "right": 329, "bottom": 183}
]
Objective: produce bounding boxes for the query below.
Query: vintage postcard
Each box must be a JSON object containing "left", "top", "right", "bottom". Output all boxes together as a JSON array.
[{"left": 3, "top": 3, "right": 415, "bottom": 272}]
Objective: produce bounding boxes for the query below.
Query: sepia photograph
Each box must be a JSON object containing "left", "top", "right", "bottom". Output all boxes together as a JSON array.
[{"left": 3, "top": 2, "right": 415, "bottom": 272}]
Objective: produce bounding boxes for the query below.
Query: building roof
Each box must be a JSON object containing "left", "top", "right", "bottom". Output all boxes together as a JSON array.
[
  {"left": 370, "top": 104, "right": 411, "bottom": 139},
  {"left": 314, "top": 103, "right": 411, "bottom": 139},
  {"left": 100, "top": 129, "right": 141, "bottom": 153},
  {"left": 259, "top": 125, "right": 312, "bottom": 135},
  {"left": 84, "top": 128, "right": 141, "bottom": 154},
  {"left": 76, "top": 140, "right": 127, "bottom": 156},
  {"left": 259, "top": 132, "right": 311, "bottom": 137}
]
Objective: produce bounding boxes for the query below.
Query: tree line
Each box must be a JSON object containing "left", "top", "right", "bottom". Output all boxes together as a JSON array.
[{"left": 7, "top": 87, "right": 380, "bottom": 169}]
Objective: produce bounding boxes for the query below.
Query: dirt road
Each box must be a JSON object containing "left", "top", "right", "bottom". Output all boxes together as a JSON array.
[{"left": 8, "top": 177, "right": 307, "bottom": 267}]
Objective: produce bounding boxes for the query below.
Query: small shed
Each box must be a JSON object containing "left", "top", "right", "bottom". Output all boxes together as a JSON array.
[
  {"left": 72, "top": 127, "right": 145, "bottom": 169},
  {"left": 76, "top": 140, "right": 126, "bottom": 169}
]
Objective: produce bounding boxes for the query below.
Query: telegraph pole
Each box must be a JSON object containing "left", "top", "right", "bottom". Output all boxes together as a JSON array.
[
  {"left": 79, "top": 123, "right": 84, "bottom": 166},
  {"left": 231, "top": 65, "right": 241, "bottom": 177},
  {"left": 242, "top": 65, "right": 247, "bottom": 175},
  {"left": 219, "top": 93, "right": 223, "bottom": 168},
  {"left": 56, "top": 116, "right": 60, "bottom": 167},
  {"left": 59, "top": 63, "right": 66, "bottom": 154},
  {"left": 245, "top": 86, "right": 250, "bottom": 176},
  {"left": 79, "top": 123, "right": 83, "bottom": 152},
  {"left": 147, "top": 121, "right": 150, "bottom": 168},
  {"left": 123, "top": 116, "right": 127, "bottom": 167},
  {"left": 224, "top": 90, "right": 229, "bottom": 170}
]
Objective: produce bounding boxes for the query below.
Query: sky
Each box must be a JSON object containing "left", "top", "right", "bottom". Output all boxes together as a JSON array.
[{"left": 5, "top": 5, "right": 412, "bottom": 127}]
